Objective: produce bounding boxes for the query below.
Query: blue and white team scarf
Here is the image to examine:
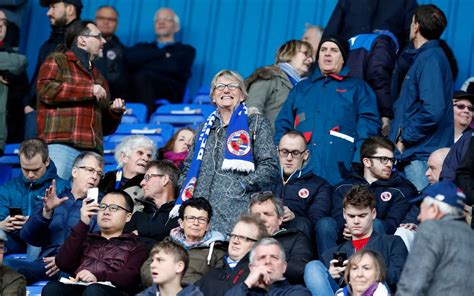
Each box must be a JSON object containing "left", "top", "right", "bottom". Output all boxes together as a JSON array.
[{"left": 169, "top": 103, "right": 254, "bottom": 218}]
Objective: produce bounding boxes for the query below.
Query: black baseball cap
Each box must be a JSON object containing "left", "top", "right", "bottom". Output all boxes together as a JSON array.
[{"left": 40, "top": 0, "right": 83, "bottom": 9}]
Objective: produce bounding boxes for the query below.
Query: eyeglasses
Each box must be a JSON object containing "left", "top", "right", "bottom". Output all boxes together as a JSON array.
[
  {"left": 368, "top": 156, "right": 395, "bottom": 165},
  {"left": 82, "top": 32, "right": 104, "bottom": 39},
  {"left": 96, "top": 16, "right": 118, "bottom": 22},
  {"left": 78, "top": 166, "right": 104, "bottom": 179},
  {"left": 155, "top": 17, "right": 175, "bottom": 23},
  {"left": 0, "top": 246, "right": 7, "bottom": 254},
  {"left": 143, "top": 173, "right": 164, "bottom": 182},
  {"left": 214, "top": 83, "right": 240, "bottom": 91},
  {"left": 98, "top": 203, "right": 131, "bottom": 213},
  {"left": 298, "top": 50, "right": 312, "bottom": 58},
  {"left": 228, "top": 233, "right": 257, "bottom": 243},
  {"left": 277, "top": 148, "right": 307, "bottom": 158},
  {"left": 454, "top": 103, "right": 474, "bottom": 112},
  {"left": 183, "top": 215, "right": 209, "bottom": 224}
]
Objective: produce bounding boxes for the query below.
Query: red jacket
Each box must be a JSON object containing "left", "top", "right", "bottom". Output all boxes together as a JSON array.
[
  {"left": 37, "top": 50, "right": 122, "bottom": 153},
  {"left": 55, "top": 221, "right": 148, "bottom": 294}
]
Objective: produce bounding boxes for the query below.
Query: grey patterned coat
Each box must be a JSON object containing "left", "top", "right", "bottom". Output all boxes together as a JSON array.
[{"left": 179, "top": 112, "right": 279, "bottom": 234}]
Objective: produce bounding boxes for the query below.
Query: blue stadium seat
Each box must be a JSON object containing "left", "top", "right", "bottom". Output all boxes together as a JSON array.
[
  {"left": 0, "top": 164, "right": 13, "bottom": 186},
  {"left": 0, "top": 143, "right": 20, "bottom": 165},
  {"left": 107, "top": 123, "right": 174, "bottom": 149},
  {"left": 122, "top": 103, "right": 148, "bottom": 124},
  {"left": 27, "top": 285, "right": 43, "bottom": 295},
  {"left": 149, "top": 104, "right": 214, "bottom": 127},
  {"left": 192, "top": 93, "right": 212, "bottom": 104}
]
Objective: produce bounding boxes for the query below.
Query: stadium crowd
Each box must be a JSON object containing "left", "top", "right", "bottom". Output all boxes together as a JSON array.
[{"left": 0, "top": 0, "right": 473, "bottom": 295}]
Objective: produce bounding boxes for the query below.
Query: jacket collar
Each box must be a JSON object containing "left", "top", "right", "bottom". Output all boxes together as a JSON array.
[
  {"left": 408, "top": 39, "right": 439, "bottom": 55},
  {"left": 21, "top": 160, "right": 64, "bottom": 187},
  {"left": 69, "top": 45, "right": 92, "bottom": 72},
  {"left": 310, "top": 66, "right": 350, "bottom": 83}
]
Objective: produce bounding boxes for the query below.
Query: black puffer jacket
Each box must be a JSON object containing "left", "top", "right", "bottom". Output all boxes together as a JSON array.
[
  {"left": 273, "top": 228, "right": 314, "bottom": 285},
  {"left": 124, "top": 199, "right": 179, "bottom": 250},
  {"left": 197, "top": 254, "right": 250, "bottom": 296}
]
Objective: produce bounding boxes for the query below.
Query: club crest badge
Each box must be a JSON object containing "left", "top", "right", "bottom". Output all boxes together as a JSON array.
[
  {"left": 298, "top": 188, "right": 310, "bottom": 199},
  {"left": 227, "top": 130, "right": 251, "bottom": 156},
  {"left": 106, "top": 50, "right": 117, "bottom": 60},
  {"left": 380, "top": 191, "right": 392, "bottom": 202},
  {"left": 182, "top": 177, "right": 197, "bottom": 201}
]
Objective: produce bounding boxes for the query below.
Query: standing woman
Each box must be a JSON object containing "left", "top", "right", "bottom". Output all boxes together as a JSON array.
[
  {"left": 176, "top": 70, "right": 279, "bottom": 234},
  {"left": 246, "top": 40, "right": 313, "bottom": 130}
]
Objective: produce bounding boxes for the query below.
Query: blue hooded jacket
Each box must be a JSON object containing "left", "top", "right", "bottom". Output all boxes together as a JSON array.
[
  {"left": 275, "top": 66, "right": 380, "bottom": 185},
  {"left": 389, "top": 40, "right": 453, "bottom": 161},
  {"left": 0, "top": 160, "right": 70, "bottom": 220}
]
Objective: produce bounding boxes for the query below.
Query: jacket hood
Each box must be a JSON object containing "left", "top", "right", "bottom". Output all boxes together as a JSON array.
[
  {"left": 170, "top": 227, "right": 225, "bottom": 249},
  {"left": 21, "top": 159, "right": 65, "bottom": 187},
  {"left": 280, "top": 165, "right": 314, "bottom": 183}
]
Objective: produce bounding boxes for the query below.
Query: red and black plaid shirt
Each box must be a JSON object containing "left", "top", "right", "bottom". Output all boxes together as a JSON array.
[{"left": 37, "top": 51, "right": 122, "bottom": 153}]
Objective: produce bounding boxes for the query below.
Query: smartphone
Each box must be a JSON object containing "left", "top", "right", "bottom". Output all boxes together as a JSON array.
[
  {"left": 9, "top": 207, "right": 23, "bottom": 217},
  {"left": 87, "top": 188, "right": 99, "bottom": 204},
  {"left": 333, "top": 252, "right": 347, "bottom": 268}
]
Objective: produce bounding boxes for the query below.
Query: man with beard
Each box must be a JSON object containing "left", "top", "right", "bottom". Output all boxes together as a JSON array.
[
  {"left": 23, "top": 0, "right": 82, "bottom": 140},
  {"left": 37, "top": 20, "right": 125, "bottom": 180}
]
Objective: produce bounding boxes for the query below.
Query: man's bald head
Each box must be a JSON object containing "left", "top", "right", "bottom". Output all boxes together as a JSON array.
[{"left": 426, "top": 148, "right": 450, "bottom": 184}]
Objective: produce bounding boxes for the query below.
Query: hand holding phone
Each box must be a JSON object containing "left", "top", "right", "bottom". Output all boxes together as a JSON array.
[
  {"left": 9, "top": 207, "right": 23, "bottom": 217},
  {"left": 87, "top": 188, "right": 99, "bottom": 204},
  {"left": 333, "top": 252, "right": 347, "bottom": 268}
]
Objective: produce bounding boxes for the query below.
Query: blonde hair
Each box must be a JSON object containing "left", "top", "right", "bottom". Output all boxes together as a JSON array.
[
  {"left": 210, "top": 69, "right": 248, "bottom": 101},
  {"left": 344, "top": 249, "right": 386, "bottom": 285},
  {"left": 275, "top": 39, "right": 313, "bottom": 64}
]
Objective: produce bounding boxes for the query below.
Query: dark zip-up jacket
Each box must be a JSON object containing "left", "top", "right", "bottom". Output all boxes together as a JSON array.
[
  {"left": 197, "top": 254, "right": 251, "bottom": 296},
  {"left": 124, "top": 198, "right": 178, "bottom": 250},
  {"left": 321, "top": 231, "right": 407, "bottom": 290},
  {"left": 266, "top": 169, "right": 332, "bottom": 224},
  {"left": 332, "top": 170, "right": 417, "bottom": 234}
]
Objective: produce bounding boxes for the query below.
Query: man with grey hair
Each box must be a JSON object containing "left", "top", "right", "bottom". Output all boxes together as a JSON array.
[
  {"left": 302, "top": 24, "right": 323, "bottom": 60},
  {"left": 127, "top": 7, "right": 196, "bottom": 114},
  {"left": 397, "top": 180, "right": 474, "bottom": 295},
  {"left": 4, "top": 152, "right": 102, "bottom": 284},
  {"left": 99, "top": 135, "right": 156, "bottom": 204},
  {"left": 124, "top": 160, "right": 180, "bottom": 249},
  {"left": 248, "top": 192, "right": 313, "bottom": 285},
  {"left": 225, "top": 237, "right": 310, "bottom": 295}
]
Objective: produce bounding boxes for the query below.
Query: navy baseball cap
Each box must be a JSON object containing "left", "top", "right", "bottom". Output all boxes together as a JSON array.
[
  {"left": 40, "top": 0, "right": 83, "bottom": 9},
  {"left": 411, "top": 180, "right": 466, "bottom": 210}
]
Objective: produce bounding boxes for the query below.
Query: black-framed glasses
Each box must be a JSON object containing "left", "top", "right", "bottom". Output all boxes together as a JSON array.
[
  {"left": 78, "top": 166, "right": 104, "bottom": 179},
  {"left": 96, "top": 16, "right": 118, "bottom": 22},
  {"left": 228, "top": 233, "right": 258, "bottom": 243},
  {"left": 98, "top": 203, "right": 131, "bottom": 213},
  {"left": 454, "top": 103, "right": 474, "bottom": 112},
  {"left": 214, "top": 83, "right": 240, "bottom": 91},
  {"left": 82, "top": 32, "right": 104, "bottom": 39},
  {"left": 277, "top": 148, "right": 307, "bottom": 158},
  {"left": 369, "top": 156, "right": 395, "bottom": 165},
  {"left": 143, "top": 173, "right": 165, "bottom": 182},
  {"left": 183, "top": 215, "right": 209, "bottom": 224}
]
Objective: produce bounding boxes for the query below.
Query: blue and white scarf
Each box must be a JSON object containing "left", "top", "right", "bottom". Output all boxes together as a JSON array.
[
  {"left": 169, "top": 103, "right": 254, "bottom": 218},
  {"left": 278, "top": 62, "right": 305, "bottom": 86}
]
